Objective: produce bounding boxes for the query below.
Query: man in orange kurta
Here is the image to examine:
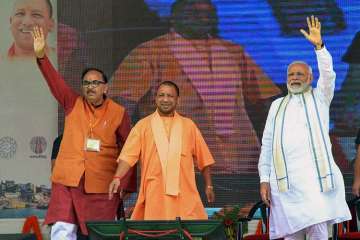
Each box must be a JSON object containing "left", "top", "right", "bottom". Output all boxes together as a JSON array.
[
  {"left": 109, "top": 81, "right": 215, "bottom": 220},
  {"left": 109, "top": 0, "right": 281, "bottom": 174},
  {"left": 32, "top": 27, "right": 136, "bottom": 239}
]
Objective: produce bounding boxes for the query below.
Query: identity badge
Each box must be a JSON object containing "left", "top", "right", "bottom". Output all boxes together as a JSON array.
[{"left": 85, "top": 138, "right": 101, "bottom": 152}]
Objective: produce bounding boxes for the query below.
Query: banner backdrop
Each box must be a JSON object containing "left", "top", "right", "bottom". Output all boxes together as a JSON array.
[
  {"left": 0, "top": 0, "right": 57, "bottom": 217},
  {"left": 56, "top": 0, "right": 359, "bottom": 207}
]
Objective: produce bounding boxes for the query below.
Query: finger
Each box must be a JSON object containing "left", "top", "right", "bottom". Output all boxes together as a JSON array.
[
  {"left": 311, "top": 15, "right": 315, "bottom": 28},
  {"left": 32, "top": 27, "right": 37, "bottom": 40},
  {"left": 300, "top": 29, "right": 310, "bottom": 39},
  {"left": 40, "top": 27, "right": 44, "bottom": 40},
  {"left": 262, "top": 194, "right": 270, "bottom": 207},
  {"left": 207, "top": 191, "right": 214, "bottom": 203},
  {"left": 264, "top": 199, "right": 270, "bottom": 207},
  {"left": 266, "top": 190, "right": 270, "bottom": 200},
  {"left": 37, "top": 26, "right": 41, "bottom": 39},
  {"left": 109, "top": 182, "right": 118, "bottom": 199},
  {"left": 306, "top": 16, "right": 311, "bottom": 30},
  {"left": 211, "top": 192, "right": 215, "bottom": 202},
  {"left": 34, "top": 26, "right": 40, "bottom": 38},
  {"left": 261, "top": 194, "right": 266, "bottom": 203},
  {"left": 209, "top": 193, "right": 214, "bottom": 203},
  {"left": 315, "top": 17, "right": 319, "bottom": 29},
  {"left": 113, "top": 184, "right": 118, "bottom": 193},
  {"left": 318, "top": 21, "right": 321, "bottom": 31},
  {"left": 108, "top": 184, "right": 114, "bottom": 200}
]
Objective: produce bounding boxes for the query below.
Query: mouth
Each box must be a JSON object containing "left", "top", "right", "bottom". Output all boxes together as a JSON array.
[
  {"left": 87, "top": 91, "right": 96, "bottom": 96},
  {"left": 287, "top": 81, "right": 309, "bottom": 94},
  {"left": 19, "top": 29, "right": 32, "bottom": 34},
  {"left": 160, "top": 104, "right": 173, "bottom": 109},
  {"left": 290, "top": 82, "right": 302, "bottom": 87}
]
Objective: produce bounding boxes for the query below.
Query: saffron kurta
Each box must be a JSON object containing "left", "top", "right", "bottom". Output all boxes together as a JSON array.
[
  {"left": 37, "top": 56, "right": 136, "bottom": 234},
  {"left": 110, "top": 30, "right": 280, "bottom": 173},
  {"left": 119, "top": 111, "right": 215, "bottom": 220},
  {"left": 258, "top": 47, "right": 351, "bottom": 239}
]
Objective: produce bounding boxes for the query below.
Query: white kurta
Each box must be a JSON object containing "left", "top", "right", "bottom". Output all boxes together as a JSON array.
[{"left": 258, "top": 47, "right": 351, "bottom": 239}]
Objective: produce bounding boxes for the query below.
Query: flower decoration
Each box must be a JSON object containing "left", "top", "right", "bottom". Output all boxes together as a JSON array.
[{"left": 213, "top": 203, "right": 252, "bottom": 240}]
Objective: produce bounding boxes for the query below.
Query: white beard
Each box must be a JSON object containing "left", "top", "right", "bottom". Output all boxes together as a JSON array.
[{"left": 287, "top": 82, "right": 310, "bottom": 94}]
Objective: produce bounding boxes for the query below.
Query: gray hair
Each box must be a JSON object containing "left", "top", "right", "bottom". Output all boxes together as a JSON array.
[{"left": 287, "top": 61, "right": 312, "bottom": 75}]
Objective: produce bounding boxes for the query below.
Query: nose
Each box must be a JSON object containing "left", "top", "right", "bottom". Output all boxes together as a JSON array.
[
  {"left": 87, "top": 84, "right": 97, "bottom": 89},
  {"left": 21, "top": 15, "right": 34, "bottom": 26}
]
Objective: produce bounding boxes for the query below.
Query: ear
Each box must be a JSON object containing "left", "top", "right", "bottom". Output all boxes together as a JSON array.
[
  {"left": 307, "top": 73, "right": 313, "bottom": 84},
  {"left": 104, "top": 84, "right": 109, "bottom": 94}
]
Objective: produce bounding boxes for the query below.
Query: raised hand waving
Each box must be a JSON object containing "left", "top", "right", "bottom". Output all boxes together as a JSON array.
[
  {"left": 300, "top": 15, "right": 323, "bottom": 49},
  {"left": 31, "top": 26, "right": 46, "bottom": 58}
]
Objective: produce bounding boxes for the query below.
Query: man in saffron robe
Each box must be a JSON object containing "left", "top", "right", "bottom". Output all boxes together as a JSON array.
[
  {"left": 258, "top": 16, "right": 350, "bottom": 239},
  {"left": 32, "top": 26, "right": 136, "bottom": 239},
  {"left": 109, "top": 81, "right": 215, "bottom": 220},
  {"left": 109, "top": 0, "right": 281, "bottom": 174}
]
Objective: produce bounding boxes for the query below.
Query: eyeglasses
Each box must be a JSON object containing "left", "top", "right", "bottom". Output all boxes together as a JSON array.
[{"left": 82, "top": 80, "right": 106, "bottom": 87}]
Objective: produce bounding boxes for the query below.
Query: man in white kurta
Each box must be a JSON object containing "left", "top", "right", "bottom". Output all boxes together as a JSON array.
[{"left": 258, "top": 16, "right": 351, "bottom": 239}]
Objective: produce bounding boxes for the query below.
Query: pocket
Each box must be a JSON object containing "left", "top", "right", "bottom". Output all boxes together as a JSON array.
[{"left": 279, "top": 184, "right": 303, "bottom": 203}]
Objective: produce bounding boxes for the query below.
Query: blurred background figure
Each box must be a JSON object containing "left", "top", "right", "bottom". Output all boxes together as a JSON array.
[{"left": 109, "top": 0, "right": 281, "bottom": 174}]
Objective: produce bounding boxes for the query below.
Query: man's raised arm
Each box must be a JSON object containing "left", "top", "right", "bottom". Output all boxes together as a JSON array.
[
  {"left": 300, "top": 16, "right": 335, "bottom": 104},
  {"left": 32, "top": 26, "right": 77, "bottom": 113}
]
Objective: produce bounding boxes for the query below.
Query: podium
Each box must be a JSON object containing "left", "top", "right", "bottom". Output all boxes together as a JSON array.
[{"left": 86, "top": 218, "right": 226, "bottom": 239}]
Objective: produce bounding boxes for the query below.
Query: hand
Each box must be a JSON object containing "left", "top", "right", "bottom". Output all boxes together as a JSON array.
[
  {"left": 31, "top": 26, "right": 46, "bottom": 58},
  {"left": 108, "top": 178, "right": 121, "bottom": 200},
  {"left": 353, "top": 179, "right": 360, "bottom": 197},
  {"left": 260, "top": 182, "right": 271, "bottom": 207},
  {"left": 205, "top": 186, "right": 215, "bottom": 203},
  {"left": 300, "top": 15, "right": 323, "bottom": 49}
]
